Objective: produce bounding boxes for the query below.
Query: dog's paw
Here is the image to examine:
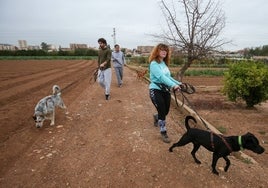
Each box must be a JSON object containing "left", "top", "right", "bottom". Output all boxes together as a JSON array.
[
  {"left": 224, "top": 166, "right": 229, "bottom": 172},
  {"left": 212, "top": 170, "right": 219, "bottom": 175},
  {"left": 50, "top": 123, "right": 55, "bottom": 126}
]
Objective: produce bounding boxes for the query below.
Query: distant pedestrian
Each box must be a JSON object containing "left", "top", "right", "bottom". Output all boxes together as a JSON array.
[
  {"left": 112, "top": 44, "right": 125, "bottom": 87},
  {"left": 149, "top": 43, "right": 182, "bottom": 143},
  {"left": 97, "top": 38, "right": 112, "bottom": 100}
]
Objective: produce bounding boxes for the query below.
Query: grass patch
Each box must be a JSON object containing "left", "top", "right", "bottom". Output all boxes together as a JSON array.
[
  {"left": 242, "top": 158, "right": 252, "bottom": 164},
  {"left": 217, "top": 126, "right": 227, "bottom": 134},
  {"left": 185, "top": 69, "right": 226, "bottom": 76},
  {"left": 126, "top": 63, "right": 228, "bottom": 77},
  {"left": 258, "top": 130, "right": 266, "bottom": 135}
]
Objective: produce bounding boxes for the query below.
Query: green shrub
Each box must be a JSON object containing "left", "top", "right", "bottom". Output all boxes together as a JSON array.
[
  {"left": 223, "top": 61, "right": 268, "bottom": 107},
  {"left": 128, "top": 56, "right": 149, "bottom": 65},
  {"left": 171, "top": 56, "right": 184, "bottom": 65}
]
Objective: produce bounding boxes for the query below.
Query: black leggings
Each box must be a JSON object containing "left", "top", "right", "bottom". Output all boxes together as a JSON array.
[{"left": 149, "top": 89, "right": 171, "bottom": 120}]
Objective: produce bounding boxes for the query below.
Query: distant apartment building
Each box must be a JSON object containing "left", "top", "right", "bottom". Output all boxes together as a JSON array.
[
  {"left": 47, "top": 44, "right": 57, "bottom": 51},
  {"left": 125, "top": 48, "right": 134, "bottom": 56},
  {"left": 136, "top": 46, "right": 154, "bottom": 56},
  {"left": 18, "top": 40, "right": 27, "bottom": 50},
  {"left": 28, "top": 45, "right": 40, "bottom": 50},
  {"left": 70, "top": 43, "right": 88, "bottom": 50},
  {"left": 59, "top": 47, "right": 71, "bottom": 51},
  {"left": 0, "top": 44, "right": 16, "bottom": 51}
]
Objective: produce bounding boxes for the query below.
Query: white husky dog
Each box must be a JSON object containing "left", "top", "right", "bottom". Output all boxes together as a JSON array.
[{"left": 33, "top": 85, "right": 67, "bottom": 128}]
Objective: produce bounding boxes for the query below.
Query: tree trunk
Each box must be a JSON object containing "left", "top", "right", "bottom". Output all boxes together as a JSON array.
[{"left": 176, "top": 57, "right": 194, "bottom": 82}]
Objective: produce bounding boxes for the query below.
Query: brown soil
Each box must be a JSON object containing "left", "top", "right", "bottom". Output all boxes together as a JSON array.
[{"left": 0, "top": 60, "right": 267, "bottom": 188}]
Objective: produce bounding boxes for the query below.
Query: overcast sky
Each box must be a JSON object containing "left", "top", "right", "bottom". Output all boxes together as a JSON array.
[{"left": 0, "top": 0, "right": 267, "bottom": 51}]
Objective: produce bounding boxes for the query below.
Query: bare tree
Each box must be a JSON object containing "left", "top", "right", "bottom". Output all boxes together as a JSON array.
[{"left": 155, "top": 0, "right": 228, "bottom": 80}]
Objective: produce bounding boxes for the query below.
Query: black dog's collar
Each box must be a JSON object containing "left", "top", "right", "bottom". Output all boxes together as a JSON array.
[{"left": 238, "top": 136, "right": 244, "bottom": 150}]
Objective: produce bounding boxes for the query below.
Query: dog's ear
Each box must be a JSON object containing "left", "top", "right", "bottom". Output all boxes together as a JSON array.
[
  {"left": 244, "top": 132, "right": 259, "bottom": 144},
  {"left": 32, "top": 115, "right": 36, "bottom": 121}
]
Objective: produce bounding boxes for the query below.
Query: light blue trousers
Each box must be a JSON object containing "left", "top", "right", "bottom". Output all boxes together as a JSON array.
[
  {"left": 97, "top": 68, "right": 112, "bottom": 95},
  {"left": 114, "top": 67, "right": 123, "bottom": 86}
]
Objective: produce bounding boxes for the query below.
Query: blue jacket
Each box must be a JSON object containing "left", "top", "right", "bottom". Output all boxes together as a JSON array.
[{"left": 149, "top": 60, "right": 181, "bottom": 90}]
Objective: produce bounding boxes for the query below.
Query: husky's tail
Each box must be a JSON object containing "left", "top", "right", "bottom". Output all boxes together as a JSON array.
[{"left": 52, "top": 85, "right": 61, "bottom": 95}]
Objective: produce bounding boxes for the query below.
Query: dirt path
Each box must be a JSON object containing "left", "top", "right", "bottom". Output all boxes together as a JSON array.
[{"left": 0, "top": 60, "right": 267, "bottom": 187}]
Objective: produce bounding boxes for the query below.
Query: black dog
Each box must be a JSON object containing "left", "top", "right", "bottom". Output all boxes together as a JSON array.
[{"left": 169, "top": 116, "right": 265, "bottom": 175}]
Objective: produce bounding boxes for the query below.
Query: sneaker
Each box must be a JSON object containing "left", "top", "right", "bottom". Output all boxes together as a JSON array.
[
  {"left": 153, "top": 114, "right": 158, "bottom": 127},
  {"left": 161, "top": 131, "right": 170, "bottom": 143},
  {"left": 105, "top": 94, "right": 110, "bottom": 100}
]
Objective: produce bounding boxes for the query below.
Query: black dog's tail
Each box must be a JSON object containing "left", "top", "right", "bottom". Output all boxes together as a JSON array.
[{"left": 185, "top": 116, "right": 197, "bottom": 130}]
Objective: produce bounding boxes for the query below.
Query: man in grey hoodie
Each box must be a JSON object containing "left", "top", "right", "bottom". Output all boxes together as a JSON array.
[{"left": 112, "top": 44, "right": 125, "bottom": 87}]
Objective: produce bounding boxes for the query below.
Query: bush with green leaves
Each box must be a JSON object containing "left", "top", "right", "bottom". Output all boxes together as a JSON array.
[
  {"left": 128, "top": 56, "right": 148, "bottom": 65},
  {"left": 223, "top": 61, "right": 268, "bottom": 107}
]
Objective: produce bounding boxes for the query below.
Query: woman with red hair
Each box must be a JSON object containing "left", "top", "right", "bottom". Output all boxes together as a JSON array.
[{"left": 149, "top": 43, "right": 182, "bottom": 143}]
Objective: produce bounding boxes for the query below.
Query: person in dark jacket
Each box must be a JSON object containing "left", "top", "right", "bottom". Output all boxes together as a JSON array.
[{"left": 97, "top": 38, "right": 112, "bottom": 100}]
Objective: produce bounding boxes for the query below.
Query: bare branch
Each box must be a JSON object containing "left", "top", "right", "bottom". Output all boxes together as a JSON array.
[{"left": 151, "top": 0, "right": 230, "bottom": 79}]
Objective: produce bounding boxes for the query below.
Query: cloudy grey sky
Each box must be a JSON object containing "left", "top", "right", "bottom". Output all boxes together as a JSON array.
[{"left": 0, "top": 0, "right": 267, "bottom": 51}]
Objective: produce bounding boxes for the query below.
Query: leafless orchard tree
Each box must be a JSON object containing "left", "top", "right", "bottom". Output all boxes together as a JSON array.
[{"left": 155, "top": 0, "right": 229, "bottom": 80}]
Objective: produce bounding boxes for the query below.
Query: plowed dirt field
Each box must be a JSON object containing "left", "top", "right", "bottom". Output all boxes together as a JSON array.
[{"left": 0, "top": 60, "right": 267, "bottom": 188}]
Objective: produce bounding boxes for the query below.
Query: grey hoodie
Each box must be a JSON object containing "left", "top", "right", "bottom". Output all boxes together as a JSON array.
[{"left": 112, "top": 51, "right": 125, "bottom": 68}]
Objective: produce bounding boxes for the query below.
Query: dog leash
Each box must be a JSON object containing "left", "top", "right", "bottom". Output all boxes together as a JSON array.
[
  {"left": 175, "top": 85, "right": 234, "bottom": 152},
  {"left": 219, "top": 135, "right": 233, "bottom": 152},
  {"left": 89, "top": 67, "right": 99, "bottom": 84},
  {"left": 210, "top": 131, "right": 233, "bottom": 153},
  {"left": 174, "top": 83, "right": 234, "bottom": 152},
  {"left": 173, "top": 83, "right": 210, "bottom": 130}
]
